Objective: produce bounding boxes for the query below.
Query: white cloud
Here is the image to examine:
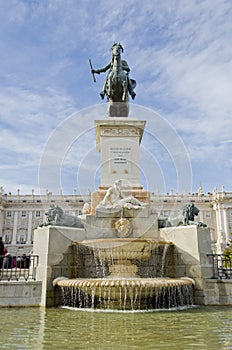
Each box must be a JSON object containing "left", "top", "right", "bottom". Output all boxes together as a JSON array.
[{"left": 0, "top": 0, "right": 231, "bottom": 193}]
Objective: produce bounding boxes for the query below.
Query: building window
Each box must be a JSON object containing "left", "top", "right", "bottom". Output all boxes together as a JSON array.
[
  {"left": 36, "top": 211, "right": 41, "bottom": 217},
  {"left": 21, "top": 211, "right": 27, "bottom": 217},
  {"left": 6, "top": 211, "right": 11, "bottom": 217},
  {"left": 17, "top": 234, "right": 25, "bottom": 244},
  {"left": 205, "top": 212, "right": 211, "bottom": 218},
  {"left": 4, "top": 234, "right": 11, "bottom": 244}
]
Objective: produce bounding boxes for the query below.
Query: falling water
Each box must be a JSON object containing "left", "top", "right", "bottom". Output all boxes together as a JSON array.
[
  {"left": 55, "top": 239, "right": 195, "bottom": 311},
  {"left": 59, "top": 279, "right": 194, "bottom": 311},
  {"left": 160, "top": 244, "right": 169, "bottom": 277}
]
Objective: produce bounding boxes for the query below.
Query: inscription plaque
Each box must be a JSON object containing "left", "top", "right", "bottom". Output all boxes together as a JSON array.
[{"left": 110, "top": 147, "right": 131, "bottom": 174}]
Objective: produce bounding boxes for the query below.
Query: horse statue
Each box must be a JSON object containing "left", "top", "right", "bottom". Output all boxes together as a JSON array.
[
  {"left": 159, "top": 203, "right": 207, "bottom": 228},
  {"left": 90, "top": 43, "right": 136, "bottom": 117},
  {"left": 39, "top": 204, "right": 84, "bottom": 228}
]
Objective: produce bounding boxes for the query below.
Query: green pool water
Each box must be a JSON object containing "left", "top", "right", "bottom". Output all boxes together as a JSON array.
[{"left": 0, "top": 306, "right": 231, "bottom": 349}]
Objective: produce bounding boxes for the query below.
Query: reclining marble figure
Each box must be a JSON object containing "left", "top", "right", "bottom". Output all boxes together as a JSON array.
[{"left": 97, "top": 180, "right": 146, "bottom": 210}]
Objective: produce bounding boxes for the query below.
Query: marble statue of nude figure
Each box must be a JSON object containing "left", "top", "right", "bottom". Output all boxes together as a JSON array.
[{"left": 97, "top": 180, "right": 145, "bottom": 210}]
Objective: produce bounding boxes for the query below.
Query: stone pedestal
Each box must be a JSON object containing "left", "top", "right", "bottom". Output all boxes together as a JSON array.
[
  {"left": 159, "top": 225, "right": 214, "bottom": 305},
  {"left": 95, "top": 118, "right": 146, "bottom": 189},
  {"left": 85, "top": 211, "right": 159, "bottom": 240},
  {"left": 33, "top": 226, "right": 86, "bottom": 307}
]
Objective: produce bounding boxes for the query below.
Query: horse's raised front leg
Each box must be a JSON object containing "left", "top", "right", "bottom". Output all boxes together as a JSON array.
[
  {"left": 122, "top": 79, "right": 127, "bottom": 101},
  {"left": 107, "top": 72, "right": 115, "bottom": 98}
]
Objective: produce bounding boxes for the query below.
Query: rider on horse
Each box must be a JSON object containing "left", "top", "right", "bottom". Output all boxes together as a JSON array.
[{"left": 91, "top": 43, "right": 136, "bottom": 100}]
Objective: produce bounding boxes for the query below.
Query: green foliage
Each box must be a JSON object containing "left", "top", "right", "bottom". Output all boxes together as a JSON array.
[{"left": 223, "top": 236, "right": 232, "bottom": 268}]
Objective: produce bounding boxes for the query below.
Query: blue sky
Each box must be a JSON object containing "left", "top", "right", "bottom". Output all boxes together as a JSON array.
[{"left": 0, "top": 0, "right": 231, "bottom": 195}]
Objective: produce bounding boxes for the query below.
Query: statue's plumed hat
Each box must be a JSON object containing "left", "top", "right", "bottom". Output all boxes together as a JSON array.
[{"left": 111, "top": 42, "right": 124, "bottom": 52}]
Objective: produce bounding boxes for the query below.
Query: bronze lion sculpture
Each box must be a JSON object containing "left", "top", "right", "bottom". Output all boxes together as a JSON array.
[
  {"left": 40, "top": 204, "right": 84, "bottom": 228},
  {"left": 159, "top": 203, "right": 207, "bottom": 228}
]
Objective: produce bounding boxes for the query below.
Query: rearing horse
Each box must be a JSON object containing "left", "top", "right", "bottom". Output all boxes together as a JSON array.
[
  {"left": 91, "top": 43, "right": 136, "bottom": 116},
  {"left": 106, "top": 43, "right": 129, "bottom": 102}
]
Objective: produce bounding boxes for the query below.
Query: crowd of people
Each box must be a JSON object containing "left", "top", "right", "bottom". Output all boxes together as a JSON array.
[{"left": 0, "top": 236, "right": 30, "bottom": 269}]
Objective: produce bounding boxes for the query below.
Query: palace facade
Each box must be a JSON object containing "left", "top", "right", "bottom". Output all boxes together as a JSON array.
[{"left": 0, "top": 187, "right": 231, "bottom": 254}]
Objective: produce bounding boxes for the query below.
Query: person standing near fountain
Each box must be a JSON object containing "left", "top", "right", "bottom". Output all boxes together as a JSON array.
[
  {"left": 0, "top": 237, "right": 5, "bottom": 268},
  {"left": 97, "top": 180, "right": 145, "bottom": 210}
]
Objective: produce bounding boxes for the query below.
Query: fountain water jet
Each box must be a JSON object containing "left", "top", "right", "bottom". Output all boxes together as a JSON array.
[
  {"left": 55, "top": 238, "right": 195, "bottom": 310},
  {"left": 78, "top": 238, "right": 169, "bottom": 278}
]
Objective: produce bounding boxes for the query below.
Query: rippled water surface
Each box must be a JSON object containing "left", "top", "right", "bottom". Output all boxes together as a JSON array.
[{"left": 0, "top": 306, "right": 231, "bottom": 349}]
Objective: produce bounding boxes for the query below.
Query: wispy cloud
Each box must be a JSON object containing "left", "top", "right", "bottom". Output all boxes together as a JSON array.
[{"left": 0, "top": 0, "right": 231, "bottom": 194}]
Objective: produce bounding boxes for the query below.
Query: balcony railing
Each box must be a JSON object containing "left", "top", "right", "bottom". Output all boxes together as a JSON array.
[
  {"left": 207, "top": 254, "right": 232, "bottom": 280},
  {"left": 0, "top": 254, "right": 39, "bottom": 281}
]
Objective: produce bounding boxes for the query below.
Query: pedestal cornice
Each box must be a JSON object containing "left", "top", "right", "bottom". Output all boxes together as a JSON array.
[{"left": 95, "top": 118, "right": 146, "bottom": 152}]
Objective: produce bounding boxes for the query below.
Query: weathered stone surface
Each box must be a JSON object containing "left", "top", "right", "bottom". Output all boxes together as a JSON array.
[
  {"left": 85, "top": 214, "right": 158, "bottom": 240},
  {"left": 33, "top": 226, "right": 86, "bottom": 306},
  {"left": 0, "top": 281, "right": 42, "bottom": 307},
  {"left": 95, "top": 207, "right": 122, "bottom": 218},
  {"left": 159, "top": 225, "right": 219, "bottom": 304}
]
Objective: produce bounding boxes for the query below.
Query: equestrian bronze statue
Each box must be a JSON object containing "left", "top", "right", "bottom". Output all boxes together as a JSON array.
[{"left": 90, "top": 43, "right": 136, "bottom": 117}]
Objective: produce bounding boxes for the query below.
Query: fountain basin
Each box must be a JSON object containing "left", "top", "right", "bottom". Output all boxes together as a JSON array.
[
  {"left": 55, "top": 277, "right": 195, "bottom": 310},
  {"left": 54, "top": 238, "right": 195, "bottom": 310}
]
